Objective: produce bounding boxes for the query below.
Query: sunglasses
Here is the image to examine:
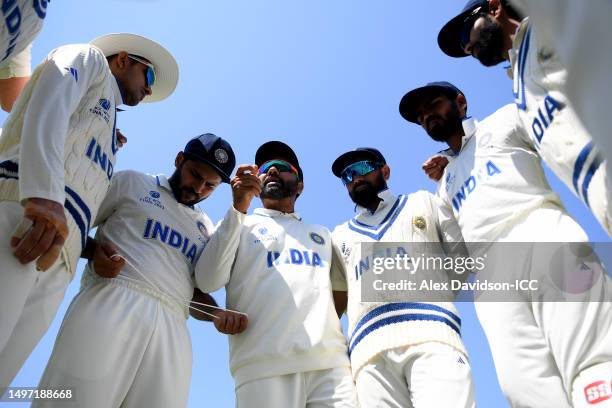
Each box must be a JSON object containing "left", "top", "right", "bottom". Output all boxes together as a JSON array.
[
  {"left": 340, "top": 160, "right": 382, "bottom": 185},
  {"left": 460, "top": 6, "right": 485, "bottom": 50},
  {"left": 258, "top": 160, "right": 300, "bottom": 179},
  {"left": 128, "top": 54, "right": 156, "bottom": 88}
]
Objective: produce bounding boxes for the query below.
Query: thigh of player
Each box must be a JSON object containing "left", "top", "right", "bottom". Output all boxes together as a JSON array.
[
  {"left": 235, "top": 374, "right": 305, "bottom": 408},
  {"left": 305, "top": 366, "right": 357, "bottom": 408}
]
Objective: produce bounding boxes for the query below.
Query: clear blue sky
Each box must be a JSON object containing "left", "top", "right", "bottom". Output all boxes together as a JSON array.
[{"left": 2, "top": 1, "right": 609, "bottom": 407}]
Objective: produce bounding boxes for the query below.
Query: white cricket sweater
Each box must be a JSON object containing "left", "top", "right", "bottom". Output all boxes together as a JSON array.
[
  {"left": 196, "top": 208, "right": 350, "bottom": 387},
  {"left": 0, "top": 0, "right": 48, "bottom": 69},
  {"left": 510, "top": 18, "right": 610, "bottom": 232},
  {"left": 0, "top": 43, "right": 123, "bottom": 275},
  {"left": 436, "top": 105, "right": 563, "bottom": 242},
  {"left": 331, "top": 189, "right": 467, "bottom": 378}
]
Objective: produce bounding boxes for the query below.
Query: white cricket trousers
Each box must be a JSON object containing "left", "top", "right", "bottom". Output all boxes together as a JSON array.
[
  {"left": 32, "top": 273, "right": 193, "bottom": 408},
  {"left": 474, "top": 206, "right": 612, "bottom": 408},
  {"left": 0, "top": 200, "right": 71, "bottom": 387},
  {"left": 235, "top": 366, "right": 358, "bottom": 408},
  {"left": 355, "top": 343, "right": 475, "bottom": 408}
]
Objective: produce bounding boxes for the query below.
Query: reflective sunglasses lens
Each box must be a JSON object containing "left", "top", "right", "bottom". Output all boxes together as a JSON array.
[
  {"left": 146, "top": 67, "right": 155, "bottom": 87},
  {"left": 258, "top": 160, "right": 294, "bottom": 175},
  {"left": 340, "top": 161, "right": 378, "bottom": 185}
]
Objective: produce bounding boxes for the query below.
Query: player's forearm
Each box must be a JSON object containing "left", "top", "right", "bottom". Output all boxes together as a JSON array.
[
  {"left": 81, "top": 236, "right": 98, "bottom": 260},
  {"left": 195, "top": 206, "right": 245, "bottom": 292},
  {"left": 189, "top": 289, "right": 218, "bottom": 321}
]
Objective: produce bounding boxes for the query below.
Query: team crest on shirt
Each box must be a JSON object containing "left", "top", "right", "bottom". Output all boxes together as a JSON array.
[
  {"left": 253, "top": 227, "right": 278, "bottom": 243},
  {"left": 412, "top": 216, "right": 426, "bottom": 230},
  {"left": 309, "top": 232, "right": 325, "bottom": 245},
  {"left": 478, "top": 132, "right": 493, "bottom": 148},
  {"left": 341, "top": 242, "right": 352, "bottom": 258},
  {"left": 139, "top": 190, "right": 165, "bottom": 210},
  {"left": 444, "top": 172, "right": 456, "bottom": 192},
  {"left": 197, "top": 221, "right": 208, "bottom": 236},
  {"left": 90, "top": 98, "right": 112, "bottom": 124}
]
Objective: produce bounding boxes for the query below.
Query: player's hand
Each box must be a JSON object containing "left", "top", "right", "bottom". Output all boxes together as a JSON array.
[
  {"left": 116, "top": 129, "right": 127, "bottom": 149},
  {"left": 422, "top": 155, "right": 449, "bottom": 182},
  {"left": 231, "top": 164, "right": 262, "bottom": 214},
  {"left": 10, "top": 198, "right": 68, "bottom": 271},
  {"left": 93, "top": 241, "right": 125, "bottom": 278},
  {"left": 213, "top": 309, "right": 249, "bottom": 335}
]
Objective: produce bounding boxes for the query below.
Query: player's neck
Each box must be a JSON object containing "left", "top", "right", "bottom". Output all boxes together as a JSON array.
[
  {"left": 447, "top": 131, "right": 464, "bottom": 153},
  {"left": 262, "top": 198, "right": 295, "bottom": 214}
]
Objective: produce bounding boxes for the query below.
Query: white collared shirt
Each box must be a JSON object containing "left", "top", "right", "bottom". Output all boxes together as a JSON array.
[
  {"left": 437, "top": 104, "right": 562, "bottom": 242},
  {"left": 91, "top": 171, "right": 214, "bottom": 300}
]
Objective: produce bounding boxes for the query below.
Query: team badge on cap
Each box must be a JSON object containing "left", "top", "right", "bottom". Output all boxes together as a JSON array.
[
  {"left": 215, "top": 148, "right": 229, "bottom": 164},
  {"left": 310, "top": 232, "right": 325, "bottom": 245},
  {"left": 413, "top": 216, "right": 427, "bottom": 230}
]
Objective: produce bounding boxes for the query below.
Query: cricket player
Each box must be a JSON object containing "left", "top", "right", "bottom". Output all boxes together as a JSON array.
[
  {"left": 0, "top": 33, "right": 178, "bottom": 388},
  {"left": 33, "top": 134, "right": 254, "bottom": 408},
  {"left": 400, "top": 81, "right": 612, "bottom": 407},
  {"left": 0, "top": 0, "right": 50, "bottom": 111},
  {"left": 436, "top": 0, "right": 612, "bottom": 236},
  {"left": 509, "top": 0, "right": 612, "bottom": 175},
  {"left": 196, "top": 141, "right": 358, "bottom": 407},
  {"left": 330, "top": 147, "right": 475, "bottom": 407}
]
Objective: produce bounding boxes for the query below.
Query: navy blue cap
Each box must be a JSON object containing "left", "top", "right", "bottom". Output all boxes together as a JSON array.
[
  {"left": 183, "top": 133, "right": 236, "bottom": 183},
  {"left": 399, "top": 81, "right": 464, "bottom": 123},
  {"left": 438, "top": 0, "right": 488, "bottom": 58},
  {"left": 332, "top": 148, "right": 386, "bottom": 178},
  {"left": 255, "top": 141, "right": 303, "bottom": 181}
]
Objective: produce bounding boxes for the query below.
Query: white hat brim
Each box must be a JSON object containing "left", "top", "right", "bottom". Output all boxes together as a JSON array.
[{"left": 90, "top": 33, "right": 178, "bottom": 103}]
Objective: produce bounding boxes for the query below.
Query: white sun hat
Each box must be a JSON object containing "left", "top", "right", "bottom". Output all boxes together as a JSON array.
[{"left": 90, "top": 33, "right": 179, "bottom": 103}]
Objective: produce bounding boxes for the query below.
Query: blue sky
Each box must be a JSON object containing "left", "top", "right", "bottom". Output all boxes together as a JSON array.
[{"left": 2, "top": 1, "right": 610, "bottom": 407}]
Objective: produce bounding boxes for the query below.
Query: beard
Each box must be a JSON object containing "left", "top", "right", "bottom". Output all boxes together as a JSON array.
[
  {"left": 473, "top": 15, "right": 506, "bottom": 67},
  {"left": 169, "top": 166, "right": 200, "bottom": 206},
  {"left": 260, "top": 176, "right": 298, "bottom": 200},
  {"left": 425, "top": 102, "right": 463, "bottom": 142},
  {"left": 349, "top": 172, "right": 387, "bottom": 208}
]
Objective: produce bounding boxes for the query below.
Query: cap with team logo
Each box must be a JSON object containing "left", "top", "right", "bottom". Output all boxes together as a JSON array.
[{"left": 183, "top": 133, "right": 236, "bottom": 183}]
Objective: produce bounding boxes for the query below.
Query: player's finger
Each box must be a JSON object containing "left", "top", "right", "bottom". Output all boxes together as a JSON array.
[
  {"left": 12, "top": 220, "right": 46, "bottom": 262},
  {"left": 237, "top": 314, "right": 248, "bottom": 333},
  {"left": 235, "top": 164, "right": 258, "bottom": 176},
  {"left": 36, "top": 236, "right": 64, "bottom": 271},
  {"left": 20, "top": 226, "right": 56, "bottom": 264},
  {"left": 10, "top": 218, "right": 33, "bottom": 247},
  {"left": 225, "top": 314, "right": 236, "bottom": 333}
]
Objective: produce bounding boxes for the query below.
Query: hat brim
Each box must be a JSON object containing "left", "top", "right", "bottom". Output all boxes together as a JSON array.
[
  {"left": 90, "top": 33, "right": 178, "bottom": 103},
  {"left": 437, "top": 10, "right": 475, "bottom": 58},
  {"left": 332, "top": 150, "right": 382, "bottom": 178},
  {"left": 399, "top": 85, "right": 458, "bottom": 123}
]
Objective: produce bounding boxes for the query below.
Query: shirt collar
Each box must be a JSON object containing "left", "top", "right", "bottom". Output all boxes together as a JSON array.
[
  {"left": 508, "top": 17, "right": 530, "bottom": 78},
  {"left": 112, "top": 76, "right": 124, "bottom": 106},
  {"left": 253, "top": 207, "right": 302, "bottom": 220},
  {"left": 155, "top": 174, "right": 172, "bottom": 192},
  {"left": 355, "top": 188, "right": 397, "bottom": 215},
  {"left": 445, "top": 117, "right": 477, "bottom": 157}
]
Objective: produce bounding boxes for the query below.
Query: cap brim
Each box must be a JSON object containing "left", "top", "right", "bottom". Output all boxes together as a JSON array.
[
  {"left": 437, "top": 11, "right": 473, "bottom": 58},
  {"left": 90, "top": 33, "right": 178, "bottom": 103},
  {"left": 399, "top": 85, "right": 453, "bottom": 123},
  {"left": 332, "top": 150, "right": 381, "bottom": 177}
]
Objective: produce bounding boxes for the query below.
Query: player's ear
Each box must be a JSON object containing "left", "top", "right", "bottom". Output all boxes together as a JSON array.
[
  {"left": 456, "top": 93, "right": 468, "bottom": 117},
  {"left": 381, "top": 164, "right": 391, "bottom": 181},
  {"left": 175, "top": 151, "right": 185, "bottom": 168},
  {"left": 487, "top": 0, "right": 502, "bottom": 19},
  {"left": 296, "top": 180, "right": 304, "bottom": 197}
]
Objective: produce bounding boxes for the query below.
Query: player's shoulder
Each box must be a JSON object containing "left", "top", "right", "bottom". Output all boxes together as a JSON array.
[
  {"left": 47, "top": 43, "right": 107, "bottom": 70},
  {"left": 479, "top": 104, "right": 521, "bottom": 136}
]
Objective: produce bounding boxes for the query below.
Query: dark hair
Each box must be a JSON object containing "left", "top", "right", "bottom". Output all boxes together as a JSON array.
[{"left": 501, "top": 0, "right": 524, "bottom": 21}]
